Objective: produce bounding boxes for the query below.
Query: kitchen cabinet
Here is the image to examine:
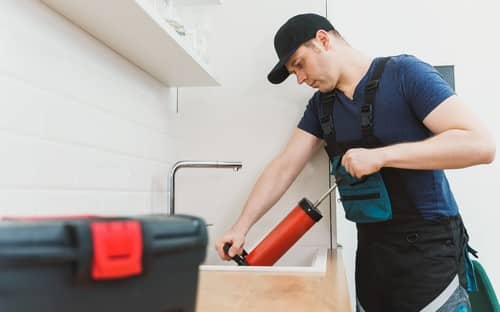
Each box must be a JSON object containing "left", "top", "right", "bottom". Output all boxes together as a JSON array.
[{"left": 41, "top": 0, "right": 220, "bottom": 87}]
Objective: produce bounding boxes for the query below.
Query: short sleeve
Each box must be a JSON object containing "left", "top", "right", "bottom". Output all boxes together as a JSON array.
[
  {"left": 297, "top": 94, "right": 323, "bottom": 139},
  {"left": 400, "top": 55, "right": 455, "bottom": 121}
]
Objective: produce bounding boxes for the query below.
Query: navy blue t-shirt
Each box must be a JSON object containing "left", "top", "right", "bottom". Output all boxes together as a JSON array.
[{"left": 298, "top": 54, "right": 458, "bottom": 219}]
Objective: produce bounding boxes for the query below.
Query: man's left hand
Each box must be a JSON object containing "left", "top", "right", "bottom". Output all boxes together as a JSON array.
[{"left": 341, "top": 148, "right": 386, "bottom": 179}]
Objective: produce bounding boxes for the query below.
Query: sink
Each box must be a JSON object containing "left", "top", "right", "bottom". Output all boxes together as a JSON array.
[{"left": 199, "top": 246, "right": 327, "bottom": 274}]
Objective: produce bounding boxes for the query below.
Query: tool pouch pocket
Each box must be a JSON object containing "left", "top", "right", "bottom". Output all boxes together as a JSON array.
[{"left": 332, "top": 156, "right": 392, "bottom": 223}]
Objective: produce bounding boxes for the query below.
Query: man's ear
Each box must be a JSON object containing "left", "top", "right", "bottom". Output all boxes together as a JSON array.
[{"left": 315, "top": 30, "right": 331, "bottom": 51}]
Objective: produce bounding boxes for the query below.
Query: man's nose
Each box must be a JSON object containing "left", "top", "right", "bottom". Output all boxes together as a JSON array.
[{"left": 296, "top": 72, "right": 306, "bottom": 84}]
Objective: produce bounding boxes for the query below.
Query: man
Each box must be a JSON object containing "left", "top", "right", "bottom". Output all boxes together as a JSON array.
[{"left": 215, "top": 13, "right": 495, "bottom": 311}]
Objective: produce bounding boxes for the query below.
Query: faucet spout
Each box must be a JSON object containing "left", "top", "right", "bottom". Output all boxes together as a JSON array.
[{"left": 168, "top": 160, "right": 242, "bottom": 216}]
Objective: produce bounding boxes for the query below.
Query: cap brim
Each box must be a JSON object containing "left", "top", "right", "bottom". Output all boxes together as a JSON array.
[{"left": 267, "top": 49, "right": 296, "bottom": 84}]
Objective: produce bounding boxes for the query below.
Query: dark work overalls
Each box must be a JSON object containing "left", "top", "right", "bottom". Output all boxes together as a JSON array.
[{"left": 319, "top": 58, "right": 476, "bottom": 311}]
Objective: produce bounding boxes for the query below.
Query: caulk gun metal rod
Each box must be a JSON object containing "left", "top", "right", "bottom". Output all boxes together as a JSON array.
[{"left": 313, "top": 183, "right": 338, "bottom": 208}]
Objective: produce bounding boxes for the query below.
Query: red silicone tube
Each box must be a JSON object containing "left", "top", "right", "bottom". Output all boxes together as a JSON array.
[{"left": 245, "top": 198, "right": 322, "bottom": 266}]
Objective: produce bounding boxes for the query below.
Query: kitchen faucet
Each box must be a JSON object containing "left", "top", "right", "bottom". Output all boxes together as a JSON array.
[{"left": 168, "top": 160, "right": 242, "bottom": 215}]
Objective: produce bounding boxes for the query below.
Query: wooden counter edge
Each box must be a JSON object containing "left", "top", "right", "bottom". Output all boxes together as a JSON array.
[{"left": 195, "top": 248, "right": 351, "bottom": 311}]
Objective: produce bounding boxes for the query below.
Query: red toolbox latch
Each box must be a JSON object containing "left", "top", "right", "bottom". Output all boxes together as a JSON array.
[{"left": 90, "top": 220, "right": 143, "bottom": 280}]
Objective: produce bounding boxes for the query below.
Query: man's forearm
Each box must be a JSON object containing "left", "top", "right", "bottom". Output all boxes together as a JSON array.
[
  {"left": 379, "top": 129, "right": 495, "bottom": 170},
  {"left": 231, "top": 157, "right": 300, "bottom": 235},
  {"left": 229, "top": 129, "right": 322, "bottom": 236}
]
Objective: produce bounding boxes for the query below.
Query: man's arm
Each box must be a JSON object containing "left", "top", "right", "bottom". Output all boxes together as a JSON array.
[
  {"left": 342, "top": 95, "right": 496, "bottom": 178},
  {"left": 215, "top": 128, "right": 322, "bottom": 259}
]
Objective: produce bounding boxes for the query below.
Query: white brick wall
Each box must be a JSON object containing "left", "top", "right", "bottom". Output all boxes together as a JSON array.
[{"left": 0, "top": 1, "right": 177, "bottom": 216}]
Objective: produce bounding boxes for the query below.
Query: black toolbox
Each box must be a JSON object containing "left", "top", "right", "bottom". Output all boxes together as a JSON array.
[{"left": 0, "top": 214, "right": 208, "bottom": 312}]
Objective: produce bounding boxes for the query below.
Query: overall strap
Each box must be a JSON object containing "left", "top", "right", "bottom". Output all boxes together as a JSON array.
[
  {"left": 319, "top": 91, "right": 339, "bottom": 160},
  {"left": 319, "top": 57, "right": 391, "bottom": 146},
  {"left": 361, "top": 57, "right": 391, "bottom": 137},
  {"left": 319, "top": 91, "right": 337, "bottom": 143}
]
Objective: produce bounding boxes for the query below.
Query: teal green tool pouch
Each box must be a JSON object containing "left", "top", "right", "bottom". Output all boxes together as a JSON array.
[{"left": 332, "top": 156, "right": 392, "bottom": 223}]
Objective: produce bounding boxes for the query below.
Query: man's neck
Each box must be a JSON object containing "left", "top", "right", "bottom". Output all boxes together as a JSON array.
[{"left": 336, "top": 51, "right": 373, "bottom": 100}]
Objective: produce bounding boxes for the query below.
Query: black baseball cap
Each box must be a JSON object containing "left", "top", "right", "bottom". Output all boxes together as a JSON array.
[{"left": 267, "top": 13, "right": 334, "bottom": 84}]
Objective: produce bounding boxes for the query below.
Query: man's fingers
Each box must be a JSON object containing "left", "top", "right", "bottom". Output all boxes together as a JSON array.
[
  {"left": 341, "top": 153, "right": 348, "bottom": 169},
  {"left": 215, "top": 239, "right": 232, "bottom": 260},
  {"left": 228, "top": 240, "right": 244, "bottom": 257},
  {"left": 342, "top": 151, "right": 354, "bottom": 176},
  {"left": 215, "top": 234, "right": 246, "bottom": 261},
  {"left": 228, "top": 246, "right": 239, "bottom": 257},
  {"left": 344, "top": 158, "right": 353, "bottom": 176}
]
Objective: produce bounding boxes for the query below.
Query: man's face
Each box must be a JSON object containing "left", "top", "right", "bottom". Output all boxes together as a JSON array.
[{"left": 285, "top": 40, "right": 337, "bottom": 92}]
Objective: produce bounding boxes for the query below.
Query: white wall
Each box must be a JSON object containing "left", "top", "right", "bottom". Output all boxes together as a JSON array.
[
  {"left": 329, "top": 0, "right": 500, "bottom": 306},
  {"left": 0, "top": 1, "right": 177, "bottom": 216},
  {"left": 173, "top": 0, "right": 335, "bottom": 266}
]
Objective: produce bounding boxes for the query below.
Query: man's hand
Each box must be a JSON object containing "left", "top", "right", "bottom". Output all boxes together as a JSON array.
[
  {"left": 341, "top": 148, "right": 386, "bottom": 179},
  {"left": 215, "top": 227, "right": 247, "bottom": 260}
]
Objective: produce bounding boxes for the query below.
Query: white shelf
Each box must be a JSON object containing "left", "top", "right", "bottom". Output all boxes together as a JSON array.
[{"left": 41, "top": 0, "right": 220, "bottom": 87}]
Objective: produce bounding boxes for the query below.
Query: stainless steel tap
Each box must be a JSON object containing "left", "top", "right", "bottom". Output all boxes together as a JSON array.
[{"left": 168, "top": 160, "right": 243, "bottom": 215}]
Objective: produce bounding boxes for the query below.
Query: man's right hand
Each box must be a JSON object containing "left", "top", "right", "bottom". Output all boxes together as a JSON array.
[{"left": 215, "top": 228, "right": 246, "bottom": 261}]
